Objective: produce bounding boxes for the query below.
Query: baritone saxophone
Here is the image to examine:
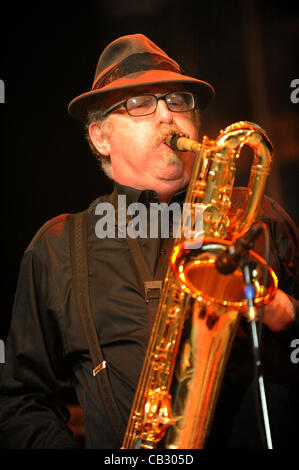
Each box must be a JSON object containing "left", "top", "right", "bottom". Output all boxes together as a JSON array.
[{"left": 122, "top": 121, "right": 278, "bottom": 449}]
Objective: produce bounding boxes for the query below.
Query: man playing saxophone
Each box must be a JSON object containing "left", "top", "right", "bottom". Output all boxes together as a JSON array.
[{"left": 0, "top": 34, "right": 298, "bottom": 449}]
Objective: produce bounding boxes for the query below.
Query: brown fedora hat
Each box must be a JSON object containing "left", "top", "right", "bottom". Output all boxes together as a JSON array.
[{"left": 68, "top": 34, "right": 215, "bottom": 123}]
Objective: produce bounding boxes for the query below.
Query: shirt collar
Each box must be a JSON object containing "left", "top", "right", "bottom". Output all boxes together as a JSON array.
[{"left": 114, "top": 182, "right": 187, "bottom": 206}]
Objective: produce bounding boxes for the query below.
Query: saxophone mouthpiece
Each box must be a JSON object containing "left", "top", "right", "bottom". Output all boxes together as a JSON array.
[
  {"left": 165, "top": 133, "right": 189, "bottom": 150},
  {"left": 165, "top": 133, "right": 202, "bottom": 153}
]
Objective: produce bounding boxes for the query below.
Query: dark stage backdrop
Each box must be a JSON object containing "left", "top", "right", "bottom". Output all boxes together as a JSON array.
[{"left": 1, "top": 0, "right": 298, "bottom": 341}]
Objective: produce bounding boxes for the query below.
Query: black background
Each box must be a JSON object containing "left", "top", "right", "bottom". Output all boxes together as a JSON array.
[{"left": 1, "top": 0, "right": 298, "bottom": 340}]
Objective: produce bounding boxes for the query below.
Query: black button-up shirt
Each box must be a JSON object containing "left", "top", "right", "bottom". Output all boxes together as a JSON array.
[{"left": 0, "top": 184, "right": 298, "bottom": 448}]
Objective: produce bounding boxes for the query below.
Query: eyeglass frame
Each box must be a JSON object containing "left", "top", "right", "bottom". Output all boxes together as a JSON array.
[{"left": 102, "top": 91, "right": 198, "bottom": 117}]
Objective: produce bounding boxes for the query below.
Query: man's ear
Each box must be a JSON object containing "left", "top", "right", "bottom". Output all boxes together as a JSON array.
[{"left": 88, "top": 122, "right": 111, "bottom": 156}]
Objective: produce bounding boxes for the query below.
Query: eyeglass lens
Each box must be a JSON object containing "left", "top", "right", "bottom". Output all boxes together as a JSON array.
[{"left": 126, "top": 92, "right": 194, "bottom": 116}]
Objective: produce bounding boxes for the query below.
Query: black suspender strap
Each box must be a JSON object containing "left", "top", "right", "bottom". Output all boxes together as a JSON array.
[{"left": 69, "top": 210, "right": 126, "bottom": 442}]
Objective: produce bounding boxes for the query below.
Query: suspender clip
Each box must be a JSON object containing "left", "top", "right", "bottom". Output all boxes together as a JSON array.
[{"left": 144, "top": 280, "right": 162, "bottom": 304}]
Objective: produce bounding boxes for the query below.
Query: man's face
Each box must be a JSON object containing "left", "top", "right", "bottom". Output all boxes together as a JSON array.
[{"left": 90, "top": 86, "right": 200, "bottom": 202}]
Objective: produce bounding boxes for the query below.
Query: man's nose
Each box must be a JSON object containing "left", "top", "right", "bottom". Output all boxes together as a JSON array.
[{"left": 155, "top": 99, "right": 173, "bottom": 123}]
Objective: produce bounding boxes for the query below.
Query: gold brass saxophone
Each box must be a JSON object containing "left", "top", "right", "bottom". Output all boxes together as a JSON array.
[{"left": 122, "top": 121, "right": 278, "bottom": 449}]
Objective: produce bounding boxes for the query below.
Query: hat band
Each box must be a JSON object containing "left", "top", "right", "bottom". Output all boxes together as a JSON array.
[{"left": 93, "top": 52, "right": 182, "bottom": 90}]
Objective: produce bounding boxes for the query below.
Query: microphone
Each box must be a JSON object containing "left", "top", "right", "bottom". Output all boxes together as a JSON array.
[{"left": 215, "top": 224, "right": 263, "bottom": 275}]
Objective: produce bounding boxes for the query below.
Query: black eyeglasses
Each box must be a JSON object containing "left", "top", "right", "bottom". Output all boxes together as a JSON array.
[{"left": 103, "top": 91, "right": 197, "bottom": 117}]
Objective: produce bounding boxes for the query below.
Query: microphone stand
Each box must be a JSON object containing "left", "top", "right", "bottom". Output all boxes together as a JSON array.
[{"left": 242, "top": 258, "right": 273, "bottom": 449}]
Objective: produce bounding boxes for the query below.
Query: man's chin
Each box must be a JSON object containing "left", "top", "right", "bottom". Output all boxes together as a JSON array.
[
  {"left": 153, "top": 177, "right": 187, "bottom": 202},
  {"left": 157, "top": 159, "right": 185, "bottom": 181},
  {"left": 158, "top": 171, "right": 184, "bottom": 182},
  {"left": 157, "top": 170, "right": 188, "bottom": 188}
]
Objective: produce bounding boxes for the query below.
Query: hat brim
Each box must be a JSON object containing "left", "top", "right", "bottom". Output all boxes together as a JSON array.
[{"left": 68, "top": 69, "right": 215, "bottom": 123}]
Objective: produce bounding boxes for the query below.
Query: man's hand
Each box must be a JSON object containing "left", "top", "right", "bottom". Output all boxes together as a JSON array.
[{"left": 263, "top": 289, "right": 295, "bottom": 332}]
